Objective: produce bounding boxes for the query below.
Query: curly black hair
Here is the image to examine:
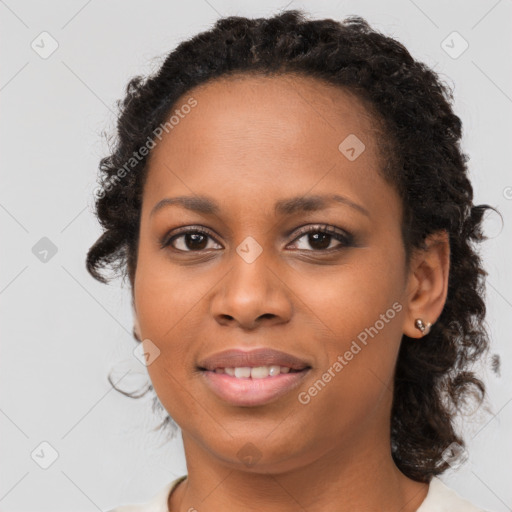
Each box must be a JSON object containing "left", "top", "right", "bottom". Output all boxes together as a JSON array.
[{"left": 86, "top": 9, "right": 498, "bottom": 482}]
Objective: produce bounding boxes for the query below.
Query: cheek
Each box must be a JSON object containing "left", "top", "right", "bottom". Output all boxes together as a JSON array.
[
  {"left": 295, "top": 355, "right": 396, "bottom": 450},
  {"left": 133, "top": 260, "right": 203, "bottom": 425},
  {"left": 291, "top": 248, "right": 405, "bottom": 423},
  {"left": 294, "top": 278, "right": 403, "bottom": 445},
  {"left": 287, "top": 243, "right": 405, "bottom": 345},
  {"left": 133, "top": 246, "right": 190, "bottom": 382},
  {"left": 133, "top": 235, "right": 209, "bottom": 340}
]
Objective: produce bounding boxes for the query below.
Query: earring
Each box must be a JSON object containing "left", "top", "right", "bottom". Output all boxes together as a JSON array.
[{"left": 414, "top": 318, "right": 432, "bottom": 336}]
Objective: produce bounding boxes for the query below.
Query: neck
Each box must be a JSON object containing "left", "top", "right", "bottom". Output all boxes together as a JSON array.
[{"left": 169, "top": 427, "right": 429, "bottom": 512}]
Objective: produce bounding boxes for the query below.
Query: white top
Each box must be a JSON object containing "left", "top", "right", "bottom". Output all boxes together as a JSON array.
[{"left": 108, "top": 475, "right": 491, "bottom": 512}]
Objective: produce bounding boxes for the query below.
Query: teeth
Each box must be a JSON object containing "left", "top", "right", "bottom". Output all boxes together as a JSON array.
[
  {"left": 268, "top": 365, "right": 281, "bottom": 377},
  {"left": 251, "top": 366, "right": 271, "bottom": 379},
  {"left": 234, "top": 367, "right": 251, "bottom": 378},
  {"left": 213, "top": 365, "right": 295, "bottom": 378}
]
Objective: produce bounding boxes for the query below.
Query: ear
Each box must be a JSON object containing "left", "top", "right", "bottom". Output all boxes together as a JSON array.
[{"left": 402, "top": 230, "right": 450, "bottom": 339}]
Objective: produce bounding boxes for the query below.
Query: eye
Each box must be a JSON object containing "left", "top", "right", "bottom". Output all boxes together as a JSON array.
[
  {"left": 161, "top": 224, "right": 353, "bottom": 254},
  {"left": 162, "top": 226, "right": 222, "bottom": 252},
  {"left": 288, "top": 224, "right": 353, "bottom": 252}
]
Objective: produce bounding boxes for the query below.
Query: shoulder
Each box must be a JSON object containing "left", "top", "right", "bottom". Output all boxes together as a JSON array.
[
  {"left": 107, "top": 475, "right": 187, "bottom": 512},
  {"left": 417, "top": 476, "right": 494, "bottom": 512}
]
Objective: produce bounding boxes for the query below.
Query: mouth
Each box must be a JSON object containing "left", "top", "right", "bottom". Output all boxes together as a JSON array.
[{"left": 196, "top": 348, "right": 312, "bottom": 406}]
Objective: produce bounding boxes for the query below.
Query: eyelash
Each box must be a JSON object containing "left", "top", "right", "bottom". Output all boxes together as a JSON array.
[{"left": 160, "top": 224, "right": 354, "bottom": 254}]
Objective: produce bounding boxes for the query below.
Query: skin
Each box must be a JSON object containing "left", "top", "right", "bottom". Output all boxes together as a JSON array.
[{"left": 132, "top": 73, "right": 450, "bottom": 512}]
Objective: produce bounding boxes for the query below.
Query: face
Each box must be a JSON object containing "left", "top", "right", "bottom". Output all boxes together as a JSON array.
[{"left": 133, "top": 74, "right": 412, "bottom": 472}]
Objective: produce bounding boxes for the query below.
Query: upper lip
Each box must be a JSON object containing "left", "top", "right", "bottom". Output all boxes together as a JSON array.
[{"left": 197, "top": 348, "right": 311, "bottom": 371}]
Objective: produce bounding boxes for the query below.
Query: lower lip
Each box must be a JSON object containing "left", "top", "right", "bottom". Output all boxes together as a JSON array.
[{"left": 200, "top": 369, "right": 310, "bottom": 407}]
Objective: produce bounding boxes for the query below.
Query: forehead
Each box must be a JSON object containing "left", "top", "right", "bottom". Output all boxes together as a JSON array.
[
  {"left": 143, "top": 73, "right": 395, "bottom": 219},
  {"left": 159, "top": 72, "right": 380, "bottom": 155},
  {"left": 187, "top": 72, "right": 376, "bottom": 124}
]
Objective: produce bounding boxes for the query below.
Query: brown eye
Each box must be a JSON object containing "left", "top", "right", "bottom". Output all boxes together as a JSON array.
[
  {"left": 289, "top": 225, "right": 353, "bottom": 252},
  {"left": 163, "top": 228, "right": 222, "bottom": 252},
  {"left": 304, "top": 232, "right": 334, "bottom": 250}
]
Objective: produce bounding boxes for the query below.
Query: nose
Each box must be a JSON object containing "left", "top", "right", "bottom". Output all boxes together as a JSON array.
[{"left": 209, "top": 251, "right": 293, "bottom": 331}]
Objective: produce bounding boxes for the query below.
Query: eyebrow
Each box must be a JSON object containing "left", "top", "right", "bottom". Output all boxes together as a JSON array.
[{"left": 150, "top": 193, "right": 370, "bottom": 218}]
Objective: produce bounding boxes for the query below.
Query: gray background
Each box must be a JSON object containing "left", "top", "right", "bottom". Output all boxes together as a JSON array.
[{"left": 1, "top": 0, "right": 511, "bottom": 511}]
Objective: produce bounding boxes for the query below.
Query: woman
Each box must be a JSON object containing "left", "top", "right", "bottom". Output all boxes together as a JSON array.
[{"left": 88, "top": 9, "right": 496, "bottom": 512}]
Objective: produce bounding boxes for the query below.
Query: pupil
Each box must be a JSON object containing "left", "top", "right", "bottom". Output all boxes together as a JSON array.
[
  {"left": 186, "top": 233, "right": 207, "bottom": 250},
  {"left": 309, "top": 232, "right": 330, "bottom": 250}
]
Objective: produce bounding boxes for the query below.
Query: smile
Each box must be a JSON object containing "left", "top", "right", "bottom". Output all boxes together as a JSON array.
[
  {"left": 200, "top": 367, "right": 310, "bottom": 407},
  {"left": 212, "top": 365, "right": 299, "bottom": 378}
]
